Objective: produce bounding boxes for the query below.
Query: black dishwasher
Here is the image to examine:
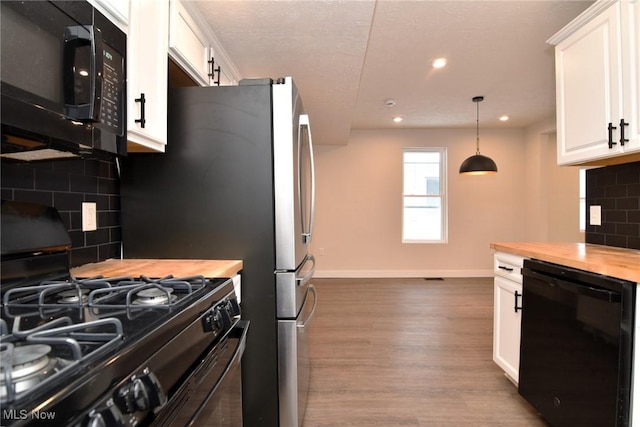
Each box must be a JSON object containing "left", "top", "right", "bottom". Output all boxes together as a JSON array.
[{"left": 519, "top": 259, "right": 635, "bottom": 427}]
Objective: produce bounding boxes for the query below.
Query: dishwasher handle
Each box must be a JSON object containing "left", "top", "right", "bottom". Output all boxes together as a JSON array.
[{"left": 523, "top": 268, "right": 621, "bottom": 303}]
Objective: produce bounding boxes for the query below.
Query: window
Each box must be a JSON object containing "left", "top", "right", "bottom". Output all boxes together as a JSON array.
[
  {"left": 402, "top": 148, "right": 447, "bottom": 243},
  {"left": 579, "top": 168, "right": 586, "bottom": 231}
]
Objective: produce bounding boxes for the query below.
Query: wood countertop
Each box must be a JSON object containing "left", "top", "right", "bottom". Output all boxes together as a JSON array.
[
  {"left": 490, "top": 242, "right": 640, "bottom": 283},
  {"left": 70, "top": 259, "right": 243, "bottom": 279}
]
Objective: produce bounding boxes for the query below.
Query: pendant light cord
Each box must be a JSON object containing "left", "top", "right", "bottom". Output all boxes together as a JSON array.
[{"left": 475, "top": 99, "right": 481, "bottom": 155}]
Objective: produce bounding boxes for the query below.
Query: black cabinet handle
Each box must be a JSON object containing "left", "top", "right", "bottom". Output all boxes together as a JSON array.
[
  {"left": 608, "top": 122, "right": 617, "bottom": 148},
  {"left": 498, "top": 265, "right": 514, "bottom": 272},
  {"left": 207, "top": 57, "right": 215, "bottom": 78},
  {"left": 514, "top": 291, "right": 522, "bottom": 313},
  {"left": 135, "top": 93, "right": 146, "bottom": 128},
  {"left": 208, "top": 57, "right": 222, "bottom": 86},
  {"left": 207, "top": 56, "right": 220, "bottom": 86},
  {"left": 213, "top": 65, "right": 221, "bottom": 86},
  {"left": 620, "top": 119, "right": 629, "bottom": 146}
]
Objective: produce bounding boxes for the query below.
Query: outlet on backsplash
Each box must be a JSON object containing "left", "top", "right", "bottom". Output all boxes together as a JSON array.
[
  {"left": 589, "top": 205, "right": 602, "bottom": 226},
  {"left": 82, "top": 202, "right": 97, "bottom": 232}
]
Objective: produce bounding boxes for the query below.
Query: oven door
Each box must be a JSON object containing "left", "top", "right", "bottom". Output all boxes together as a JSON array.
[{"left": 152, "top": 320, "right": 249, "bottom": 427}]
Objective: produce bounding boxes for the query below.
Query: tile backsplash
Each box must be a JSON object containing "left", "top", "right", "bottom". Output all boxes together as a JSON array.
[
  {"left": 1, "top": 157, "right": 121, "bottom": 266},
  {"left": 585, "top": 161, "right": 640, "bottom": 250}
]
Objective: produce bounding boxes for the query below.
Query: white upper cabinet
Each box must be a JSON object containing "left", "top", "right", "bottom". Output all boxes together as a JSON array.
[
  {"left": 169, "top": 0, "right": 240, "bottom": 87},
  {"left": 623, "top": 0, "right": 640, "bottom": 154},
  {"left": 549, "top": 0, "right": 639, "bottom": 165},
  {"left": 127, "top": 0, "right": 169, "bottom": 152}
]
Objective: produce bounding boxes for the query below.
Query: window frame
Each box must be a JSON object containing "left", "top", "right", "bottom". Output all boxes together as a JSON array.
[
  {"left": 579, "top": 168, "right": 586, "bottom": 231},
  {"left": 401, "top": 147, "right": 448, "bottom": 244}
]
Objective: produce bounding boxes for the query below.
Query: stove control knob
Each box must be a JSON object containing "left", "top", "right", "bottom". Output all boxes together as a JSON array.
[
  {"left": 114, "top": 369, "right": 166, "bottom": 414},
  {"left": 226, "top": 298, "right": 241, "bottom": 317},
  {"left": 203, "top": 307, "right": 231, "bottom": 335},
  {"left": 85, "top": 403, "right": 125, "bottom": 427}
]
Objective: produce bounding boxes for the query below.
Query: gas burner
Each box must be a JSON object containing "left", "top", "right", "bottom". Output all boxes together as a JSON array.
[
  {"left": 57, "top": 289, "right": 89, "bottom": 304},
  {"left": 0, "top": 344, "right": 66, "bottom": 399},
  {"left": 133, "top": 287, "right": 177, "bottom": 306}
]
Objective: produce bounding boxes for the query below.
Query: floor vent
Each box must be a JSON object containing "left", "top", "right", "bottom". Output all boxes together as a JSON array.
[{"left": 424, "top": 277, "right": 444, "bottom": 281}]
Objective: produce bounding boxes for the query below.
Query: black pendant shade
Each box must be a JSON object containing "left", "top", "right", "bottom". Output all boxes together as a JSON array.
[
  {"left": 459, "top": 154, "right": 498, "bottom": 175},
  {"left": 459, "top": 96, "right": 498, "bottom": 175}
]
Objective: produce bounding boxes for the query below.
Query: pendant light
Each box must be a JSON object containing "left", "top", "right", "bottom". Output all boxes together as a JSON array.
[{"left": 459, "top": 96, "right": 498, "bottom": 175}]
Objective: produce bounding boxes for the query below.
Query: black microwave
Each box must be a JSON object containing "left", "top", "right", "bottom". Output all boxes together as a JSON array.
[{"left": 0, "top": 1, "right": 126, "bottom": 161}]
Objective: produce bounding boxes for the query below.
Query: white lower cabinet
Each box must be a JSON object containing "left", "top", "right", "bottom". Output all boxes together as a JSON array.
[{"left": 493, "top": 252, "right": 525, "bottom": 384}]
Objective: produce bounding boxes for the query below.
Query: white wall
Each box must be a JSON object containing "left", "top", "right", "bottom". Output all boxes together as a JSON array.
[
  {"left": 310, "top": 127, "right": 528, "bottom": 278},
  {"left": 309, "top": 119, "right": 583, "bottom": 278},
  {"left": 524, "top": 117, "right": 582, "bottom": 242}
]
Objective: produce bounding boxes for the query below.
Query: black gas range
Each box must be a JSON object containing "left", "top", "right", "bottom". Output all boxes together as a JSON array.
[{"left": 1, "top": 200, "right": 248, "bottom": 426}]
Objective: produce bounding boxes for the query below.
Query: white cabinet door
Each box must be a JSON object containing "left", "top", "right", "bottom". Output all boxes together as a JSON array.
[
  {"left": 554, "top": 2, "right": 624, "bottom": 164},
  {"left": 493, "top": 276, "right": 522, "bottom": 384},
  {"left": 169, "top": 0, "right": 240, "bottom": 87},
  {"left": 169, "top": 0, "right": 214, "bottom": 86},
  {"left": 621, "top": 0, "right": 640, "bottom": 153},
  {"left": 127, "top": 0, "right": 169, "bottom": 152},
  {"left": 551, "top": 0, "right": 640, "bottom": 165}
]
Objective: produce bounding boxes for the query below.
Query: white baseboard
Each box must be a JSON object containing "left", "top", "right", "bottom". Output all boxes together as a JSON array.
[{"left": 313, "top": 269, "right": 493, "bottom": 279}]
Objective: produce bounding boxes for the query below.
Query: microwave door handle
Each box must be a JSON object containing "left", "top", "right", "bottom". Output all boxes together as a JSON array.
[
  {"left": 299, "top": 114, "right": 315, "bottom": 243},
  {"left": 63, "top": 25, "right": 103, "bottom": 122}
]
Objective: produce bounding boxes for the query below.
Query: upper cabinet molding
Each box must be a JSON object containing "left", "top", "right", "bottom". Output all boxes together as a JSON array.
[
  {"left": 547, "top": 0, "right": 618, "bottom": 45},
  {"left": 89, "top": 0, "right": 130, "bottom": 31}
]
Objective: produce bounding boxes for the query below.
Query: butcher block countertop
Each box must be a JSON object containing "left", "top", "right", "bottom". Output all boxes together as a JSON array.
[
  {"left": 490, "top": 242, "right": 640, "bottom": 283},
  {"left": 71, "top": 259, "right": 243, "bottom": 279}
]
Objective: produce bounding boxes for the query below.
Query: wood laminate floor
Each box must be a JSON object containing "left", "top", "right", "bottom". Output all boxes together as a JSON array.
[{"left": 302, "top": 277, "right": 547, "bottom": 427}]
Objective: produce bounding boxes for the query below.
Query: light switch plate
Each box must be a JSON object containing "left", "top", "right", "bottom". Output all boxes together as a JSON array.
[
  {"left": 589, "top": 205, "right": 602, "bottom": 226},
  {"left": 82, "top": 202, "right": 97, "bottom": 231}
]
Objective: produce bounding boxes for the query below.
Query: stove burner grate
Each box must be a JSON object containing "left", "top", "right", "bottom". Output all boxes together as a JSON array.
[
  {"left": 2, "top": 277, "right": 133, "bottom": 308},
  {"left": 88, "top": 275, "right": 207, "bottom": 308},
  {"left": 0, "top": 317, "right": 123, "bottom": 404},
  {"left": 0, "top": 344, "right": 67, "bottom": 400}
]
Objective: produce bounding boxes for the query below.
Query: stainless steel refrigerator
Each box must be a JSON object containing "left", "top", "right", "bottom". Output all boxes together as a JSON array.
[{"left": 120, "top": 77, "right": 317, "bottom": 427}]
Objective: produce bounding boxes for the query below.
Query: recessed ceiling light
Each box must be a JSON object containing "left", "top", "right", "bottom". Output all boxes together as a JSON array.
[
  {"left": 393, "top": 116, "right": 403, "bottom": 123},
  {"left": 384, "top": 99, "right": 397, "bottom": 107},
  {"left": 432, "top": 58, "right": 447, "bottom": 69},
  {"left": 499, "top": 115, "right": 509, "bottom": 122}
]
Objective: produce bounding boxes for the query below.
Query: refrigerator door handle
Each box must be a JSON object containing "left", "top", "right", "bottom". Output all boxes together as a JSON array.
[
  {"left": 295, "top": 255, "right": 315, "bottom": 287},
  {"left": 299, "top": 114, "right": 315, "bottom": 244},
  {"left": 298, "top": 284, "right": 317, "bottom": 329}
]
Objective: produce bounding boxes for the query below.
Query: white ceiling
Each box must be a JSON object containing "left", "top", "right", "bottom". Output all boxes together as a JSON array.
[{"left": 191, "top": 0, "right": 594, "bottom": 146}]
